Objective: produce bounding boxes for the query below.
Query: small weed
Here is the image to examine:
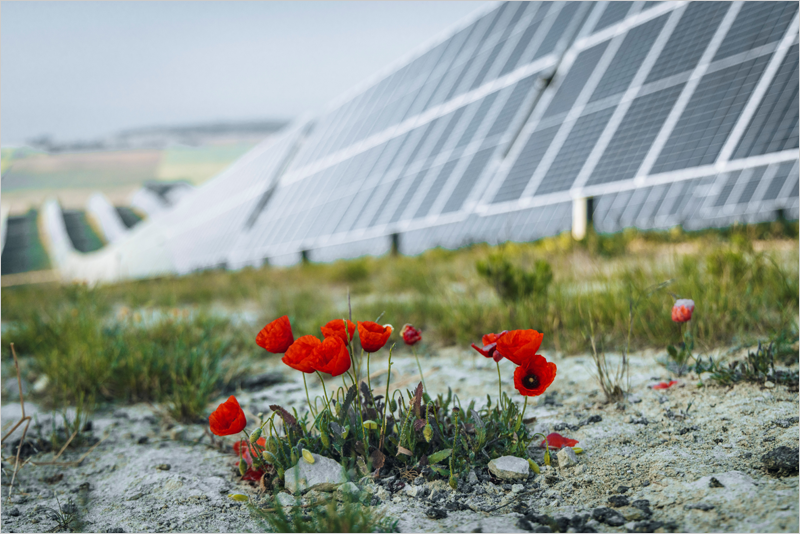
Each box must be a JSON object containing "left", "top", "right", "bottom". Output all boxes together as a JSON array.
[
  {"left": 250, "top": 491, "right": 397, "bottom": 533},
  {"left": 2, "top": 286, "right": 251, "bottom": 422},
  {"left": 694, "top": 341, "right": 799, "bottom": 388},
  {"left": 476, "top": 252, "right": 552, "bottom": 302}
]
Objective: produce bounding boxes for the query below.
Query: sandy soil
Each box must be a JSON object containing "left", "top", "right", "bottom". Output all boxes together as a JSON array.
[{"left": 1, "top": 345, "right": 797, "bottom": 533}]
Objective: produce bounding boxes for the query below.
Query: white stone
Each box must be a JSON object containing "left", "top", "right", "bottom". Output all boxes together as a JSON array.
[
  {"left": 557, "top": 447, "right": 579, "bottom": 468},
  {"left": 284, "top": 453, "right": 346, "bottom": 494},
  {"left": 488, "top": 456, "right": 529, "bottom": 481},
  {"left": 511, "top": 484, "right": 524, "bottom": 493},
  {"left": 764, "top": 381, "right": 775, "bottom": 389}
]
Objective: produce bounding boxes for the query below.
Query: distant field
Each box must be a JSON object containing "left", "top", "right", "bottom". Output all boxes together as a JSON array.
[
  {"left": 155, "top": 142, "right": 258, "bottom": 184},
  {"left": 1, "top": 142, "right": 258, "bottom": 214}
]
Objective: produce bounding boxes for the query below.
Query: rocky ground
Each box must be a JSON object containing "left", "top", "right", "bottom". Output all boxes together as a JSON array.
[{"left": 2, "top": 345, "right": 798, "bottom": 533}]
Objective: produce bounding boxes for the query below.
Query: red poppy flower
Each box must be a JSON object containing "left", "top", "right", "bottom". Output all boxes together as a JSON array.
[
  {"left": 471, "top": 331, "right": 508, "bottom": 362},
  {"left": 282, "top": 335, "right": 322, "bottom": 373},
  {"left": 652, "top": 380, "right": 678, "bottom": 390},
  {"left": 313, "top": 335, "right": 352, "bottom": 377},
  {"left": 256, "top": 315, "right": 294, "bottom": 353},
  {"left": 233, "top": 439, "right": 266, "bottom": 481},
  {"left": 209, "top": 395, "right": 247, "bottom": 436},
  {"left": 234, "top": 437, "right": 266, "bottom": 465},
  {"left": 321, "top": 319, "right": 356, "bottom": 344},
  {"left": 513, "top": 353, "right": 556, "bottom": 397},
  {"left": 357, "top": 321, "right": 393, "bottom": 352},
  {"left": 671, "top": 299, "right": 695, "bottom": 323},
  {"left": 497, "top": 329, "right": 544, "bottom": 366},
  {"left": 401, "top": 324, "right": 422, "bottom": 346},
  {"left": 540, "top": 432, "right": 579, "bottom": 449}
]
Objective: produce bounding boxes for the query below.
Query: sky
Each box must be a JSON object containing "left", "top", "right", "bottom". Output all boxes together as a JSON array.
[{"left": 1, "top": 1, "right": 486, "bottom": 145}]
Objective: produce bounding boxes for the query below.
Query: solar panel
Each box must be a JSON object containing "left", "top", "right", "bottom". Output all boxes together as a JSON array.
[{"left": 56, "top": 2, "right": 800, "bottom": 282}]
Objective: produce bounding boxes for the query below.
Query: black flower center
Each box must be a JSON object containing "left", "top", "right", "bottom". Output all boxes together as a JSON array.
[{"left": 523, "top": 373, "right": 540, "bottom": 389}]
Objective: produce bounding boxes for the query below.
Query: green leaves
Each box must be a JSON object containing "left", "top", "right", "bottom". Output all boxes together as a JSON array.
[{"left": 427, "top": 448, "right": 452, "bottom": 464}]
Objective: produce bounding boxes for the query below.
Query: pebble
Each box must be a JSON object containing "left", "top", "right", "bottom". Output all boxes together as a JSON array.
[
  {"left": 285, "top": 453, "right": 346, "bottom": 494},
  {"left": 468, "top": 470, "right": 479, "bottom": 485},
  {"left": 8, "top": 507, "right": 20, "bottom": 517},
  {"left": 608, "top": 495, "right": 629, "bottom": 507},
  {"left": 592, "top": 507, "right": 625, "bottom": 527},
  {"left": 155, "top": 464, "right": 171, "bottom": 471},
  {"left": 511, "top": 484, "right": 524, "bottom": 493},
  {"left": 764, "top": 381, "right": 775, "bottom": 389},
  {"left": 556, "top": 447, "right": 579, "bottom": 468},
  {"left": 425, "top": 507, "right": 447, "bottom": 519},
  {"left": 762, "top": 446, "right": 799, "bottom": 476},
  {"left": 488, "top": 456, "right": 529, "bottom": 481}
]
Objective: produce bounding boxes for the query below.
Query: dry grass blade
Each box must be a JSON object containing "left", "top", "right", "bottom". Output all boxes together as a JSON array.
[
  {"left": 4, "top": 343, "right": 33, "bottom": 506},
  {"left": 31, "top": 434, "right": 110, "bottom": 467}
]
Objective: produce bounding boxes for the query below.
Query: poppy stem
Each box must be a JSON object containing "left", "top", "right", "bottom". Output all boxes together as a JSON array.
[
  {"left": 495, "top": 360, "right": 503, "bottom": 414},
  {"left": 379, "top": 344, "right": 395, "bottom": 451},
  {"left": 520, "top": 396, "right": 528, "bottom": 423},
  {"left": 315, "top": 371, "right": 330, "bottom": 414},
  {"left": 302, "top": 374, "right": 317, "bottom": 419},
  {"left": 413, "top": 347, "right": 427, "bottom": 393},
  {"left": 365, "top": 350, "right": 371, "bottom": 393}
]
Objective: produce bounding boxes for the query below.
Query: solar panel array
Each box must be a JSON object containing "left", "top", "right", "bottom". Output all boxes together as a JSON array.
[{"left": 60, "top": 1, "right": 800, "bottom": 280}]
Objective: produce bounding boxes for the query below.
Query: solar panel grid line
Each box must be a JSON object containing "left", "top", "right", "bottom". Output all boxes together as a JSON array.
[
  {"left": 463, "top": 2, "right": 525, "bottom": 91},
  {"left": 651, "top": 180, "right": 689, "bottom": 227},
  {"left": 731, "top": 165, "right": 768, "bottom": 207},
  {"left": 716, "top": 13, "right": 800, "bottom": 165},
  {"left": 314, "top": 2, "right": 499, "bottom": 124},
  {"left": 498, "top": 3, "right": 554, "bottom": 77},
  {"left": 518, "top": 28, "right": 630, "bottom": 199},
  {"left": 469, "top": 3, "right": 535, "bottom": 92},
  {"left": 776, "top": 159, "right": 800, "bottom": 201},
  {"left": 475, "top": 147, "right": 798, "bottom": 223},
  {"left": 653, "top": 54, "right": 772, "bottom": 172},
  {"left": 470, "top": 75, "right": 547, "bottom": 204},
  {"left": 591, "top": 1, "right": 631, "bottom": 34},
  {"left": 509, "top": 2, "right": 568, "bottom": 72},
  {"left": 276, "top": 51, "right": 558, "bottom": 190},
  {"left": 634, "top": 183, "right": 670, "bottom": 227},
  {"left": 634, "top": 1, "right": 740, "bottom": 182},
  {"left": 572, "top": 0, "right": 678, "bottom": 52},
  {"left": 305, "top": 49, "right": 558, "bottom": 185},
  {"left": 531, "top": 2, "right": 588, "bottom": 61},
  {"left": 426, "top": 85, "right": 523, "bottom": 217},
  {"left": 391, "top": 94, "right": 502, "bottom": 224},
  {"left": 459, "top": 76, "right": 544, "bottom": 211},
  {"left": 571, "top": 6, "right": 685, "bottom": 194},
  {"left": 748, "top": 162, "right": 781, "bottom": 206},
  {"left": 484, "top": 30, "right": 610, "bottom": 208}
]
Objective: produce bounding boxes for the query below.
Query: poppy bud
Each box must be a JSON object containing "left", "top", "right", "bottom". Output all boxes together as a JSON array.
[
  {"left": 238, "top": 459, "right": 247, "bottom": 477},
  {"left": 544, "top": 449, "right": 551, "bottom": 466},
  {"left": 362, "top": 420, "right": 378, "bottom": 430},
  {"left": 528, "top": 459, "right": 540, "bottom": 474},
  {"left": 423, "top": 424, "right": 433, "bottom": 443},
  {"left": 291, "top": 448, "right": 299, "bottom": 464},
  {"left": 572, "top": 447, "right": 583, "bottom": 454},
  {"left": 341, "top": 427, "right": 349, "bottom": 440},
  {"left": 302, "top": 449, "right": 315, "bottom": 464},
  {"left": 228, "top": 494, "right": 249, "bottom": 502},
  {"left": 320, "top": 431, "right": 330, "bottom": 448},
  {"left": 262, "top": 451, "right": 278, "bottom": 464},
  {"left": 449, "top": 475, "right": 457, "bottom": 490},
  {"left": 277, "top": 467, "right": 285, "bottom": 480},
  {"left": 267, "top": 437, "right": 279, "bottom": 454},
  {"left": 401, "top": 324, "right": 422, "bottom": 346},
  {"left": 249, "top": 428, "right": 262, "bottom": 443}
]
